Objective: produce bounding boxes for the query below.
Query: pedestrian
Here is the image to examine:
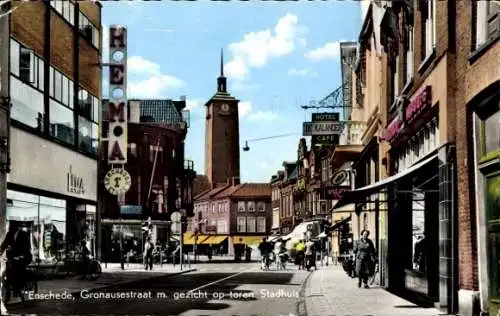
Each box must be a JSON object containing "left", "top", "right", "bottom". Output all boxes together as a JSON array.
[
  {"left": 143, "top": 237, "right": 154, "bottom": 270},
  {"left": 172, "top": 241, "right": 181, "bottom": 268},
  {"left": 79, "top": 239, "right": 91, "bottom": 280},
  {"left": 258, "top": 238, "right": 272, "bottom": 270},
  {"left": 304, "top": 238, "right": 317, "bottom": 270},
  {"left": 353, "top": 229, "right": 376, "bottom": 288}
]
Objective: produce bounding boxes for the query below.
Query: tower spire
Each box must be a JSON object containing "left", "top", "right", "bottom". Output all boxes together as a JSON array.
[
  {"left": 220, "top": 48, "right": 224, "bottom": 77},
  {"left": 217, "top": 48, "right": 227, "bottom": 93}
]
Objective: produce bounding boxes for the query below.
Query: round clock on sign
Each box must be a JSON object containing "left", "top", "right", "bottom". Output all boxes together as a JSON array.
[{"left": 104, "top": 168, "right": 132, "bottom": 195}]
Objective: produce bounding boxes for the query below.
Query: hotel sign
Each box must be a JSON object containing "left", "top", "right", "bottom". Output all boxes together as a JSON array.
[
  {"left": 405, "top": 86, "right": 432, "bottom": 124},
  {"left": 108, "top": 25, "right": 128, "bottom": 164}
]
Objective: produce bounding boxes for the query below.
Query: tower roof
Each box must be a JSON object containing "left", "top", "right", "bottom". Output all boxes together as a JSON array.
[{"left": 206, "top": 49, "right": 239, "bottom": 106}]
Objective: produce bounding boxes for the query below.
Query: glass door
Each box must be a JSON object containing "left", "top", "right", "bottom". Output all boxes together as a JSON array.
[{"left": 486, "top": 171, "right": 500, "bottom": 316}]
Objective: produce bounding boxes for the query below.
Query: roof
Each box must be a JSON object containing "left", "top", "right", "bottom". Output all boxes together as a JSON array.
[
  {"left": 192, "top": 175, "right": 210, "bottom": 197},
  {"left": 204, "top": 183, "right": 271, "bottom": 200},
  {"left": 194, "top": 184, "right": 230, "bottom": 201}
]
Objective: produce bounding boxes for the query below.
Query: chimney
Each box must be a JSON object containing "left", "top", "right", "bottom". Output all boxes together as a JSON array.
[
  {"left": 129, "top": 100, "right": 141, "bottom": 123},
  {"left": 231, "top": 177, "right": 240, "bottom": 186}
]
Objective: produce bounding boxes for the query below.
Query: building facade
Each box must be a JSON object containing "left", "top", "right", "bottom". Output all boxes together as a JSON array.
[
  {"left": 6, "top": 1, "right": 102, "bottom": 261},
  {"left": 454, "top": 2, "right": 500, "bottom": 316},
  {"left": 270, "top": 171, "right": 284, "bottom": 234},
  {"left": 99, "top": 97, "right": 193, "bottom": 261},
  {"left": 279, "top": 162, "right": 297, "bottom": 234},
  {"left": 189, "top": 179, "right": 271, "bottom": 256}
]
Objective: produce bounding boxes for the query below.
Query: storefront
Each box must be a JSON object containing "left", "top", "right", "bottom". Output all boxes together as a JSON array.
[
  {"left": 333, "top": 84, "right": 458, "bottom": 313},
  {"left": 470, "top": 81, "right": 500, "bottom": 316},
  {"left": 7, "top": 127, "right": 98, "bottom": 262}
]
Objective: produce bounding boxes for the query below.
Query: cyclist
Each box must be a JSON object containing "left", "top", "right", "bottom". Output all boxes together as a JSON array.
[
  {"left": 258, "top": 238, "right": 272, "bottom": 270},
  {"left": 0, "top": 223, "right": 33, "bottom": 299},
  {"left": 294, "top": 240, "right": 305, "bottom": 270}
]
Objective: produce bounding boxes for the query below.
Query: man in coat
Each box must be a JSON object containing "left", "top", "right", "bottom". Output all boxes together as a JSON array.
[{"left": 353, "top": 229, "right": 376, "bottom": 288}]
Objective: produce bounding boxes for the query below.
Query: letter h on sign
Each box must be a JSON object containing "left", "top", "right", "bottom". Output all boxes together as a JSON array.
[{"left": 108, "top": 26, "right": 128, "bottom": 164}]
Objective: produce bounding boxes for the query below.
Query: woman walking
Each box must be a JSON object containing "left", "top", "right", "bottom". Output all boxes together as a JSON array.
[{"left": 353, "top": 229, "right": 376, "bottom": 288}]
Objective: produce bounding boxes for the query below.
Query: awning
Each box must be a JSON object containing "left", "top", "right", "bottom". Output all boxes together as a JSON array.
[
  {"left": 182, "top": 233, "right": 210, "bottom": 245},
  {"left": 232, "top": 236, "right": 265, "bottom": 245},
  {"left": 327, "top": 216, "right": 352, "bottom": 232},
  {"left": 333, "top": 153, "right": 438, "bottom": 210},
  {"left": 330, "top": 145, "right": 364, "bottom": 169},
  {"left": 203, "top": 236, "right": 227, "bottom": 244}
]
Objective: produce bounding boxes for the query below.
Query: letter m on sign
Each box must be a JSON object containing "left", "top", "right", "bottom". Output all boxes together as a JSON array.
[{"left": 109, "top": 102, "right": 126, "bottom": 123}]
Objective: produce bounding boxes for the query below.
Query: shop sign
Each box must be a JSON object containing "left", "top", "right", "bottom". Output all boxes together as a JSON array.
[
  {"left": 104, "top": 168, "right": 131, "bottom": 195},
  {"left": 120, "top": 205, "right": 142, "bottom": 215},
  {"left": 312, "top": 112, "right": 339, "bottom": 122},
  {"left": 331, "top": 170, "right": 348, "bottom": 186},
  {"left": 108, "top": 25, "right": 128, "bottom": 164},
  {"left": 325, "top": 186, "right": 351, "bottom": 200},
  {"left": 405, "top": 86, "right": 432, "bottom": 124},
  {"left": 383, "top": 117, "right": 403, "bottom": 142},
  {"left": 67, "top": 165, "right": 84, "bottom": 195},
  {"left": 311, "top": 122, "right": 343, "bottom": 135}
]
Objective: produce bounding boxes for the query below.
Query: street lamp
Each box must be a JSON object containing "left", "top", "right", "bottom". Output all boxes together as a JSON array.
[{"left": 242, "top": 133, "right": 298, "bottom": 152}]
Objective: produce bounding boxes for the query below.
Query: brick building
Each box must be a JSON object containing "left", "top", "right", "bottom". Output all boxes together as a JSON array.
[
  {"left": 453, "top": 2, "right": 500, "bottom": 316},
  {"left": 99, "top": 98, "right": 194, "bottom": 261},
  {"left": 5, "top": 1, "right": 102, "bottom": 261}
]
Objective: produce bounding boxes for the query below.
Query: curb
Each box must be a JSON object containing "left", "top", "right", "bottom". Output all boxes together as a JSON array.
[
  {"left": 5, "top": 268, "right": 197, "bottom": 308},
  {"left": 296, "top": 270, "right": 314, "bottom": 316}
]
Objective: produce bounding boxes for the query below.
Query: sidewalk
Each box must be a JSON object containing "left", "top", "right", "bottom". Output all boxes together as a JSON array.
[{"left": 301, "top": 265, "right": 442, "bottom": 316}]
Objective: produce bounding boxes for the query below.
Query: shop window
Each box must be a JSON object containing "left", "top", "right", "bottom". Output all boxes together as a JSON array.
[
  {"left": 49, "top": 99, "right": 75, "bottom": 145},
  {"left": 10, "top": 76, "right": 44, "bottom": 130},
  {"left": 6, "top": 190, "right": 66, "bottom": 263},
  {"left": 485, "top": 172, "right": 500, "bottom": 304},
  {"left": 237, "top": 217, "right": 246, "bottom": 232},
  {"left": 257, "top": 217, "right": 266, "bottom": 233},
  {"left": 412, "top": 192, "right": 426, "bottom": 273},
  {"left": 246, "top": 217, "right": 256, "bottom": 233}
]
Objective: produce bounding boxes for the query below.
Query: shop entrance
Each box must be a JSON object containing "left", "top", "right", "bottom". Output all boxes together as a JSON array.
[{"left": 485, "top": 170, "right": 500, "bottom": 316}]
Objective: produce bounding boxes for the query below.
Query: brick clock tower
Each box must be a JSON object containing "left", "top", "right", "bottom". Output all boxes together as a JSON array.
[{"left": 204, "top": 50, "right": 240, "bottom": 184}]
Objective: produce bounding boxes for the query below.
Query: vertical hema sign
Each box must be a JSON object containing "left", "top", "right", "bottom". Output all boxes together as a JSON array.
[{"left": 108, "top": 25, "right": 128, "bottom": 164}]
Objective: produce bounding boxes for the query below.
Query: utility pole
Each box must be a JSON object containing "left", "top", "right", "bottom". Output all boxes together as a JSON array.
[{"left": 0, "top": 1, "right": 10, "bottom": 314}]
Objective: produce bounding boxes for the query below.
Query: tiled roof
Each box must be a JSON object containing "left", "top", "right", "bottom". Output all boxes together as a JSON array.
[
  {"left": 227, "top": 183, "right": 271, "bottom": 199},
  {"left": 194, "top": 184, "right": 230, "bottom": 201}
]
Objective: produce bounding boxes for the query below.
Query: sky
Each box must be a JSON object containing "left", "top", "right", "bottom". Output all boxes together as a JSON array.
[{"left": 101, "top": 1, "right": 365, "bottom": 183}]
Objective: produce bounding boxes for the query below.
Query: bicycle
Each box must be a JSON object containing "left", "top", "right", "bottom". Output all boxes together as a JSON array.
[
  {"left": 1, "top": 256, "right": 38, "bottom": 304},
  {"left": 53, "top": 252, "right": 102, "bottom": 281}
]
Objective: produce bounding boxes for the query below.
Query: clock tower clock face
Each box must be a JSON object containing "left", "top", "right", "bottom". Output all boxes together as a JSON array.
[{"left": 220, "top": 103, "right": 230, "bottom": 112}]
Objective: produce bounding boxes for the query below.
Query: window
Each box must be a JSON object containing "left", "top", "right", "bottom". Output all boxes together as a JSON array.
[
  {"left": 49, "top": 100, "right": 75, "bottom": 145},
  {"left": 237, "top": 217, "right": 246, "bottom": 232},
  {"left": 79, "top": 12, "right": 100, "bottom": 48},
  {"left": 78, "top": 88, "right": 99, "bottom": 154},
  {"left": 474, "top": 1, "right": 500, "bottom": 49},
  {"left": 247, "top": 201, "right": 255, "bottom": 212},
  {"left": 19, "top": 47, "right": 35, "bottom": 84},
  {"left": 257, "top": 202, "right": 265, "bottom": 212},
  {"left": 393, "top": 56, "right": 399, "bottom": 99},
  {"left": 246, "top": 217, "right": 256, "bottom": 233},
  {"left": 217, "top": 220, "right": 227, "bottom": 234},
  {"left": 54, "top": 71, "right": 62, "bottom": 101},
  {"left": 212, "top": 203, "right": 216, "bottom": 213},
  {"left": 238, "top": 201, "right": 246, "bottom": 212},
  {"left": 128, "top": 143, "right": 137, "bottom": 157},
  {"left": 421, "top": 0, "right": 436, "bottom": 59},
  {"left": 257, "top": 217, "right": 266, "bottom": 233},
  {"left": 218, "top": 203, "right": 223, "bottom": 213},
  {"left": 10, "top": 76, "right": 44, "bottom": 130},
  {"left": 405, "top": 26, "right": 414, "bottom": 83}
]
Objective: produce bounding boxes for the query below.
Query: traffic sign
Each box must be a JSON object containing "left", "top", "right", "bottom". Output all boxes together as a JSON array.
[{"left": 171, "top": 211, "right": 182, "bottom": 222}]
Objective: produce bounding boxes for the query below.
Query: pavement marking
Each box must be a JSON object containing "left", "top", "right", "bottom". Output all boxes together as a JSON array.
[{"left": 186, "top": 267, "right": 256, "bottom": 294}]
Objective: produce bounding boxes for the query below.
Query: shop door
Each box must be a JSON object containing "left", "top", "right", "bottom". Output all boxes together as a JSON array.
[{"left": 486, "top": 171, "right": 500, "bottom": 316}]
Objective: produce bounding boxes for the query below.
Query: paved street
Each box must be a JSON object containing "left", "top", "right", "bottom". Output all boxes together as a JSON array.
[{"left": 6, "top": 262, "right": 309, "bottom": 316}]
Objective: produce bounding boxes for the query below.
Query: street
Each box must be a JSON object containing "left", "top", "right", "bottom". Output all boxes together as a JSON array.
[{"left": 6, "top": 262, "right": 309, "bottom": 316}]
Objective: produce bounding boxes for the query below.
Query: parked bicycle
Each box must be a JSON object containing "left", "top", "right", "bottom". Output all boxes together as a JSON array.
[
  {"left": 53, "top": 251, "right": 102, "bottom": 280},
  {"left": 1, "top": 257, "right": 38, "bottom": 303}
]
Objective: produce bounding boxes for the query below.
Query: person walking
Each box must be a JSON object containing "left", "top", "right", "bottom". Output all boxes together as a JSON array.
[
  {"left": 172, "top": 242, "right": 181, "bottom": 268},
  {"left": 353, "top": 229, "right": 376, "bottom": 288},
  {"left": 304, "top": 238, "right": 317, "bottom": 270},
  {"left": 143, "top": 237, "right": 154, "bottom": 270},
  {"left": 294, "top": 240, "right": 305, "bottom": 270},
  {"left": 258, "top": 238, "right": 272, "bottom": 270}
]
